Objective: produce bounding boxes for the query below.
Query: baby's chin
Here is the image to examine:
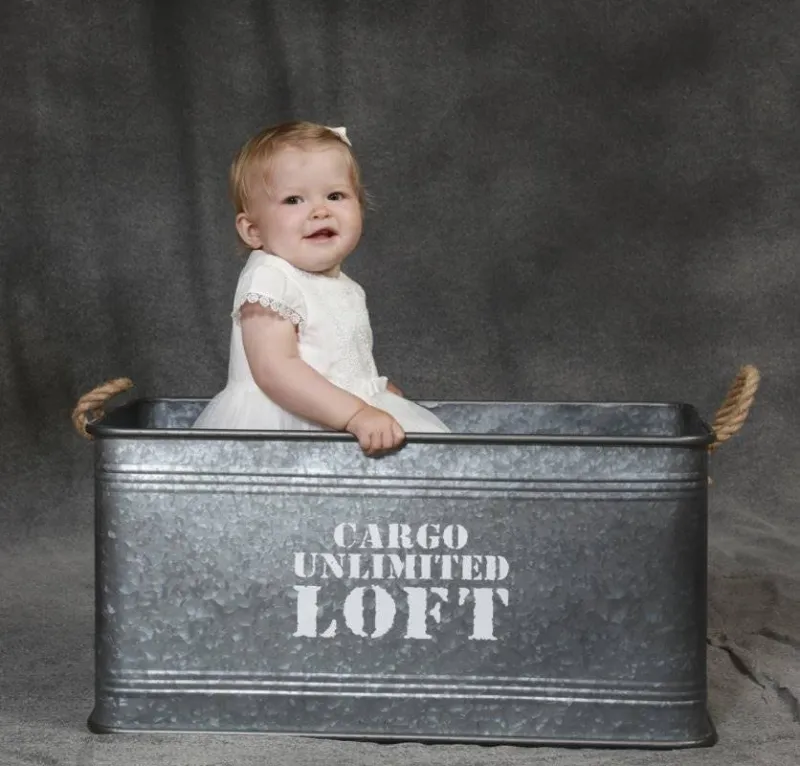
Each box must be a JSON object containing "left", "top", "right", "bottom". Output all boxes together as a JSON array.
[{"left": 276, "top": 248, "right": 353, "bottom": 276}]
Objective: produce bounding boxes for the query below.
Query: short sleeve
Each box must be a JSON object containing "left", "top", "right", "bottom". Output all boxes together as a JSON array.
[{"left": 231, "top": 263, "right": 307, "bottom": 326}]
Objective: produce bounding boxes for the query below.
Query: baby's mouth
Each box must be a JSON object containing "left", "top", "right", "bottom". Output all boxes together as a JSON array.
[{"left": 305, "top": 228, "right": 337, "bottom": 240}]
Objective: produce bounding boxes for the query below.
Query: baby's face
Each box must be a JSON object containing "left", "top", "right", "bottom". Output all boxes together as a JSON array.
[{"left": 239, "top": 144, "right": 363, "bottom": 276}]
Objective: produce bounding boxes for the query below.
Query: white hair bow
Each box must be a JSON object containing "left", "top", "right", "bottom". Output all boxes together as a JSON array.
[{"left": 327, "top": 126, "right": 352, "bottom": 146}]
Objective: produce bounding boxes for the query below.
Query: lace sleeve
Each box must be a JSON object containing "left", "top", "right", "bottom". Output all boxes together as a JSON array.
[{"left": 231, "top": 264, "right": 307, "bottom": 326}]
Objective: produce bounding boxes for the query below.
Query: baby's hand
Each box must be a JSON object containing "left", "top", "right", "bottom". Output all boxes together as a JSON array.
[{"left": 345, "top": 406, "right": 406, "bottom": 457}]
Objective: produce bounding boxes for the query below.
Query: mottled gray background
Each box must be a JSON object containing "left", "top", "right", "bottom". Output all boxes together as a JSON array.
[{"left": 0, "top": 1, "right": 798, "bottom": 764}]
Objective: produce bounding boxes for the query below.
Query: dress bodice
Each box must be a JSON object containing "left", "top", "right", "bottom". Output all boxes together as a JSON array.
[{"left": 228, "top": 251, "right": 386, "bottom": 399}]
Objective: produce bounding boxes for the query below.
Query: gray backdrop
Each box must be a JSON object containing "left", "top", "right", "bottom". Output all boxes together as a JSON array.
[{"left": 1, "top": 1, "right": 798, "bottom": 764}]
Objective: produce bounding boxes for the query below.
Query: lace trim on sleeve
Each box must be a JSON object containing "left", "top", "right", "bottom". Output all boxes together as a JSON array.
[{"left": 232, "top": 292, "right": 304, "bottom": 326}]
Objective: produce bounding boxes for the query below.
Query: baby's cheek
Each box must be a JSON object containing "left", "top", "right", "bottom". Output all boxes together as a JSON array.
[
  {"left": 350, "top": 208, "right": 364, "bottom": 231},
  {"left": 279, "top": 211, "right": 304, "bottom": 230}
]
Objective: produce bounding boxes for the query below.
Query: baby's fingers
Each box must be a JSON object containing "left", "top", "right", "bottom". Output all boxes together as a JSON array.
[
  {"left": 356, "top": 430, "right": 373, "bottom": 454},
  {"left": 365, "top": 429, "right": 389, "bottom": 456},
  {"left": 359, "top": 430, "right": 391, "bottom": 457},
  {"left": 381, "top": 427, "right": 398, "bottom": 452},
  {"left": 365, "top": 430, "right": 385, "bottom": 457},
  {"left": 391, "top": 421, "right": 406, "bottom": 445},
  {"left": 376, "top": 423, "right": 404, "bottom": 455}
]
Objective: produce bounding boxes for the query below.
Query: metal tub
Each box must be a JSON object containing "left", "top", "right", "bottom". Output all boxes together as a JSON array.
[{"left": 87, "top": 398, "right": 715, "bottom": 747}]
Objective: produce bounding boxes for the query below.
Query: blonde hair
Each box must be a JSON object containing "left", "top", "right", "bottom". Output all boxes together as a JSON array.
[{"left": 229, "top": 121, "right": 366, "bottom": 218}]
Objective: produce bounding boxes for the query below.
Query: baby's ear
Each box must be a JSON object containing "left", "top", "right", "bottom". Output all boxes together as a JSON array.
[{"left": 235, "top": 213, "right": 263, "bottom": 249}]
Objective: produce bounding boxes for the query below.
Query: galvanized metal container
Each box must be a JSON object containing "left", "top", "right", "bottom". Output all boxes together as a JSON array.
[{"left": 87, "top": 398, "right": 715, "bottom": 747}]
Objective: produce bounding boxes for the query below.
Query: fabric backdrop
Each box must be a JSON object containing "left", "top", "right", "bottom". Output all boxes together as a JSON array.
[{"left": 1, "top": 1, "right": 798, "bottom": 764}]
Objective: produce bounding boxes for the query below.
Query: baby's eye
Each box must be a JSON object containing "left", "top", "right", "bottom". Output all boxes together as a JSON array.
[
  {"left": 327, "top": 191, "right": 347, "bottom": 201},
  {"left": 282, "top": 195, "right": 302, "bottom": 205}
]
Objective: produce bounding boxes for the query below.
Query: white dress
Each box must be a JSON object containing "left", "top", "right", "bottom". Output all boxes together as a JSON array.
[{"left": 193, "top": 250, "right": 450, "bottom": 433}]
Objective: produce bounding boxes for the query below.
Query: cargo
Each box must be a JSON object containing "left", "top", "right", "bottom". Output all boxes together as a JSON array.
[{"left": 72, "top": 367, "right": 759, "bottom": 747}]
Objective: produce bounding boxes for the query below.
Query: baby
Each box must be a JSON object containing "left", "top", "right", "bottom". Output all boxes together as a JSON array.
[{"left": 193, "top": 121, "right": 450, "bottom": 454}]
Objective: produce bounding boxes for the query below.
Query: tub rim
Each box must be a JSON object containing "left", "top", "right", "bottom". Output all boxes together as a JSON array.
[{"left": 87, "top": 397, "right": 715, "bottom": 448}]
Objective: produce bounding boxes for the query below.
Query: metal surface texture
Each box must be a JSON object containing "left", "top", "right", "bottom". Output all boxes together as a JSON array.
[{"left": 88, "top": 399, "right": 714, "bottom": 747}]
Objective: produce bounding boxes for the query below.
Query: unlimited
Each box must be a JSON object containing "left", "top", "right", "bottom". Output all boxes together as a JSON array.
[{"left": 293, "top": 551, "right": 509, "bottom": 582}]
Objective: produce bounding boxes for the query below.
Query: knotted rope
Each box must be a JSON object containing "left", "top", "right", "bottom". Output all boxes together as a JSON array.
[
  {"left": 71, "top": 377, "right": 134, "bottom": 439},
  {"left": 708, "top": 365, "right": 760, "bottom": 453}
]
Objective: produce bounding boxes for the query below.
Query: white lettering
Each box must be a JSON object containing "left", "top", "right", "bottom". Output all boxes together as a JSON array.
[
  {"left": 388, "top": 523, "right": 415, "bottom": 549},
  {"left": 293, "top": 585, "right": 337, "bottom": 638},
  {"left": 343, "top": 586, "right": 396, "bottom": 638},
  {"left": 387, "top": 553, "right": 418, "bottom": 579},
  {"left": 333, "top": 522, "right": 356, "bottom": 549},
  {"left": 417, "top": 523, "right": 440, "bottom": 550},
  {"left": 319, "top": 553, "right": 345, "bottom": 579},
  {"left": 460, "top": 554, "right": 483, "bottom": 581},
  {"left": 347, "top": 553, "right": 366, "bottom": 579},
  {"left": 484, "top": 555, "right": 509, "bottom": 581},
  {"left": 404, "top": 587, "right": 449, "bottom": 639},
  {"left": 442, "top": 524, "right": 469, "bottom": 550},
  {"left": 293, "top": 523, "right": 510, "bottom": 642},
  {"left": 360, "top": 524, "right": 384, "bottom": 549},
  {"left": 458, "top": 587, "right": 509, "bottom": 640},
  {"left": 418, "top": 554, "right": 433, "bottom": 579},
  {"left": 436, "top": 554, "right": 458, "bottom": 579},
  {"left": 293, "top": 552, "right": 316, "bottom": 578}
]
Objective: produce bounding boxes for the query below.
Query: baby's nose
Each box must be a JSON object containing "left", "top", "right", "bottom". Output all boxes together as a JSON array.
[{"left": 311, "top": 203, "right": 331, "bottom": 219}]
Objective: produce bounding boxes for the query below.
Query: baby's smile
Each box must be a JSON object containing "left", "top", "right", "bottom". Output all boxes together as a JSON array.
[{"left": 305, "top": 227, "right": 337, "bottom": 241}]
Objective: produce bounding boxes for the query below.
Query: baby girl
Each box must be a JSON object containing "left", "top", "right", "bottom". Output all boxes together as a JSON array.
[{"left": 193, "top": 121, "right": 449, "bottom": 454}]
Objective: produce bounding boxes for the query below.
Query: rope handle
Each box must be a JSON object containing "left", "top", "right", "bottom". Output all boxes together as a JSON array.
[
  {"left": 708, "top": 365, "right": 760, "bottom": 453},
  {"left": 71, "top": 377, "right": 134, "bottom": 439}
]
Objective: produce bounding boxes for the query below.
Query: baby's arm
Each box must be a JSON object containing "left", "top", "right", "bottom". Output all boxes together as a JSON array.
[
  {"left": 240, "top": 303, "right": 404, "bottom": 455},
  {"left": 386, "top": 381, "right": 404, "bottom": 397}
]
